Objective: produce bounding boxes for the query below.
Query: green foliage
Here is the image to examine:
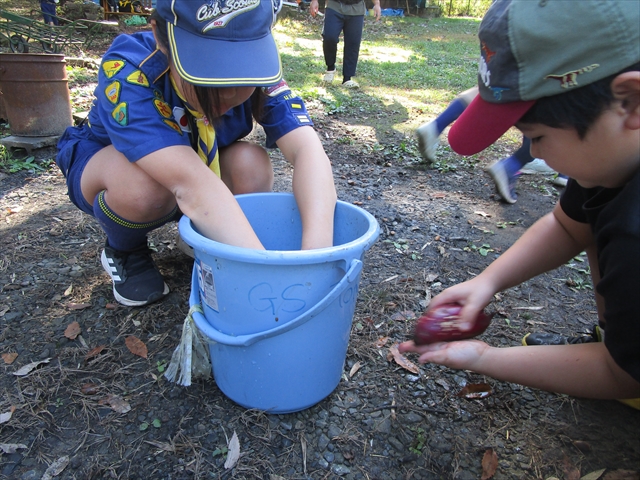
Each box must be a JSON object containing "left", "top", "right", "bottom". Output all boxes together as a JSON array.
[
  {"left": 0, "top": 145, "right": 53, "bottom": 174},
  {"left": 156, "top": 360, "right": 167, "bottom": 373},
  {"left": 139, "top": 418, "right": 161, "bottom": 431},
  {"left": 66, "top": 65, "right": 97, "bottom": 85},
  {"left": 212, "top": 446, "right": 229, "bottom": 458},
  {"left": 464, "top": 243, "right": 494, "bottom": 256},
  {"left": 432, "top": 0, "right": 492, "bottom": 18},
  {"left": 409, "top": 426, "right": 426, "bottom": 455}
]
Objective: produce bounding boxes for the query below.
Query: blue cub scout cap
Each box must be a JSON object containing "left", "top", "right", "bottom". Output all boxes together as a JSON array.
[{"left": 155, "top": 0, "right": 283, "bottom": 87}]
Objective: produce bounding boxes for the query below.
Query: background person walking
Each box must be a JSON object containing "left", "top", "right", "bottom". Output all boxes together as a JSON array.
[{"left": 310, "top": 0, "right": 381, "bottom": 88}]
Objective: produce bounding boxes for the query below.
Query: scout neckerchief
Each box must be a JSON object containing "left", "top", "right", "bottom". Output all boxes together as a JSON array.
[{"left": 170, "top": 76, "right": 220, "bottom": 177}]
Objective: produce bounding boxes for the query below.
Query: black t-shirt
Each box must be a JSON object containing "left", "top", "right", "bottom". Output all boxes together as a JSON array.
[{"left": 560, "top": 168, "right": 640, "bottom": 383}]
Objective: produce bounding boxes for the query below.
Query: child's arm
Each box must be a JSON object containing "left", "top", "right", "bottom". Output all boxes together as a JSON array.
[
  {"left": 400, "top": 340, "right": 640, "bottom": 399},
  {"left": 276, "top": 126, "right": 337, "bottom": 250},
  {"left": 136, "top": 145, "right": 265, "bottom": 249},
  {"left": 429, "top": 202, "right": 593, "bottom": 328}
]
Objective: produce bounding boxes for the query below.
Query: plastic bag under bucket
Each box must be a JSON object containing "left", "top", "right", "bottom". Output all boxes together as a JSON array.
[{"left": 179, "top": 193, "right": 379, "bottom": 413}]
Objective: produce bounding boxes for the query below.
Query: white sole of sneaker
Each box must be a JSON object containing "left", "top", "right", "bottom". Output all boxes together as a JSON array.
[
  {"left": 487, "top": 162, "right": 517, "bottom": 204},
  {"left": 323, "top": 70, "right": 336, "bottom": 83},
  {"left": 415, "top": 121, "right": 439, "bottom": 163},
  {"left": 100, "top": 250, "right": 169, "bottom": 307}
]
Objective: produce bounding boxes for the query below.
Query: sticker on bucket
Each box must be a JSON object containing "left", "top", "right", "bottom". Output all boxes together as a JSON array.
[{"left": 196, "top": 260, "right": 219, "bottom": 312}]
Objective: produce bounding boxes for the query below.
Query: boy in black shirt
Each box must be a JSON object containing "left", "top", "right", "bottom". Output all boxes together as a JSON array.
[{"left": 400, "top": 0, "right": 640, "bottom": 404}]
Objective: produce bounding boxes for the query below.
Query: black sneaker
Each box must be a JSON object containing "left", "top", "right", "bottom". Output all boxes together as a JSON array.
[
  {"left": 522, "top": 325, "right": 603, "bottom": 346},
  {"left": 101, "top": 242, "right": 169, "bottom": 307}
]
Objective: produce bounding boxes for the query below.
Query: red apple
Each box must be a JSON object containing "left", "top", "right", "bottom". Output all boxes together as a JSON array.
[{"left": 413, "top": 303, "right": 494, "bottom": 345}]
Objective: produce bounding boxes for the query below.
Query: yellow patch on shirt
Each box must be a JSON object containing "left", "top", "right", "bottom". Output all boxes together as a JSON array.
[
  {"left": 105, "top": 80, "right": 121, "bottom": 104},
  {"left": 112, "top": 102, "right": 128, "bottom": 126},
  {"left": 126, "top": 70, "right": 150, "bottom": 87},
  {"left": 163, "top": 119, "right": 183, "bottom": 134},
  {"left": 102, "top": 59, "right": 126, "bottom": 79},
  {"left": 154, "top": 99, "right": 173, "bottom": 118}
]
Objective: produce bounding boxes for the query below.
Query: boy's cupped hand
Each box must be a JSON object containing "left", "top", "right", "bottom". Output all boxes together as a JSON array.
[{"left": 398, "top": 339, "right": 489, "bottom": 370}]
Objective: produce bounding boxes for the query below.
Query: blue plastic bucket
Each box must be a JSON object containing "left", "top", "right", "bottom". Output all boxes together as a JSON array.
[{"left": 179, "top": 193, "right": 379, "bottom": 413}]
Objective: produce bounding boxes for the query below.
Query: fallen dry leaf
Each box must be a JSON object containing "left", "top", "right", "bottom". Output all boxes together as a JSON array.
[
  {"left": 125, "top": 336, "right": 148, "bottom": 359},
  {"left": 572, "top": 440, "right": 592, "bottom": 453},
  {"left": 0, "top": 406, "right": 16, "bottom": 424},
  {"left": 224, "top": 431, "right": 241, "bottom": 469},
  {"left": 85, "top": 345, "right": 106, "bottom": 361},
  {"left": 562, "top": 455, "right": 581, "bottom": 480},
  {"left": 603, "top": 470, "right": 640, "bottom": 480},
  {"left": 41, "top": 455, "right": 70, "bottom": 480},
  {"left": 6, "top": 206, "right": 23, "bottom": 214},
  {"left": 80, "top": 383, "right": 99, "bottom": 395},
  {"left": 375, "top": 337, "right": 389, "bottom": 348},
  {"left": 425, "top": 273, "right": 438, "bottom": 282},
  {"left": 12, "top": 358, "right": 51, "bottom": 376},
  {"left": 456, "top": 383, "right": 493, "bottom": 400},
  {"left": 474, "top": 210, "right": 492, "bottom": 217},
  {"left": 581, "top": 469, "right": 606, "bottom": 480},
  {"left": 64, "top": 321, "right": 81, "bottom": 340},
  {"left": 145, "top": 440, "right": 176, "bottom": 453},
  {"left": 99, "top": 394, "right": 131, "bottom": 414},
  {"left": 435, "top": 378, "right": 450, "bottom": 391},
  {"left": 387, "top": 344, "right": 419, "bottom": 374},
  {"left": 349, "top": 361, "right": 362, "bottom": 378},
  {"left": 2, "top": 352, "right": 18, "bottom": 365},
  {"left": 0, "top": 443, "right": 27, "bottom": 454},
  {"left": 64, "top": 284, "right": 73, "bottom": 296},
  {"left": 66, "top": 302, "right": 91, "bottom": 310},
  {"left": 481, "top": 448, "right": 498, "bottom": 479},
  {"left": 390, "top": 310, "right": 416, "bottom": 321}
]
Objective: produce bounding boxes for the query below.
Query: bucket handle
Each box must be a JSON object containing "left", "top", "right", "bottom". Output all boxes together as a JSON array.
[{"left": 191, "top": 258, "right": 363, "bottom": 347}]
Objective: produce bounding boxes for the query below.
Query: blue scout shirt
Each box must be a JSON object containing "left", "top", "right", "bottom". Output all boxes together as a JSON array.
[{"left": 88, "top": 31, "right": 312, "bottom": 167}]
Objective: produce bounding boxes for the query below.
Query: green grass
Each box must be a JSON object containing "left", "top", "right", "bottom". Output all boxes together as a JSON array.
[
  {"left": 273, "top": 14, "right": 480, "bottom": 138},
  {"left": 0, "top": 145, "right": 53, "bottom": 174}
]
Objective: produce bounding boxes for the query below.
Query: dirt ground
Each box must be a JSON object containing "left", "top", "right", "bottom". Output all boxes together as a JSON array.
[{"left": 1, "top": 10, "right": 640, "bottom": 480}]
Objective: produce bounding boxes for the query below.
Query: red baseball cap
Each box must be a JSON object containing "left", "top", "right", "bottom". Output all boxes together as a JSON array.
[
  {"left": 449, "top": 96, "right": 534, "bottom": 156},
  {"left": 448, "top": 0, "right": 639, "bottom": 156}
]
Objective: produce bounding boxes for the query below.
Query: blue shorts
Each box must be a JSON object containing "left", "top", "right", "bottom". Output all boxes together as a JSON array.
[
  {"left": 40, "top": 2, "right": 58, "bottom": 25},
  {"left": 56, "top": 123, "right": 106, "bottom": 216}
]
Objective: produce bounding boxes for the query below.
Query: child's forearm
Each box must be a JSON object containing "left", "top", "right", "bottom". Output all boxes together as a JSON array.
[
  {"left": 280, "top": 127, "right": 337, "bottom": 250},
  {"left": 473, "top": 342, "right": 640, "bottom": 399},
  {"left": 478, "top": 205, "right": 589, "bottom": 294}
]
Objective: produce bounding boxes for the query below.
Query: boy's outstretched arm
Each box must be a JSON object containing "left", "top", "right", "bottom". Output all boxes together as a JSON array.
[
  {"left": 401, "top": 340, "right": 640, "bottom": 400},
  {"left": 475, "top": 201, "right": 592, "bottom": 296},
  {"left": 429, "top": 201, "right": 593, "bottom": 327}
]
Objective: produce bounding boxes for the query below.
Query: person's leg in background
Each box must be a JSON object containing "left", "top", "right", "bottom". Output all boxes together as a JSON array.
[
  {"left": 341, "top": 13, "right": 364, "bottom": 88},
  {"left": 321, "top": 8, "right": 344, "bottom": 83},
  {"left": 40, "top": 1, "right": 59, "bottom": 26},
  {"left": 486, "top": 136, "right": 532, "bottom": 204},
  {"left": 487, "top": 137, "right": 569, "bottom": 204},
  {"left": 416, "top": 86, "right": 477, "bottom": 162}
]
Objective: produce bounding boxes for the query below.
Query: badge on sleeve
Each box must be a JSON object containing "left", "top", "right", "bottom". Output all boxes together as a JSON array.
[
  {"left": 102, "top": 59, "right": 126, "bottom": 79},
  {"left": 163, "top": 119, "right": 183, "bottom": 134},
  {"left": 172, "top": 106, "right": 191, "bottom": 133},
  {"left": 296, "top": 114, "right": 311, "bottom": 125},
  {"left": 263, "top": 79, "right": 290, "bottom": 97},
  {"left": 104, "top": 81, "right": 121, "bottom": 104},
  {"left": 153, "top": 99, "right": 173, "bottom": 119},
  {"left": 126, "top": 70, "right": 150, "bottom": 87},
  {"left": 111, "top": 102, "right": 128, "bottom": 126}
]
